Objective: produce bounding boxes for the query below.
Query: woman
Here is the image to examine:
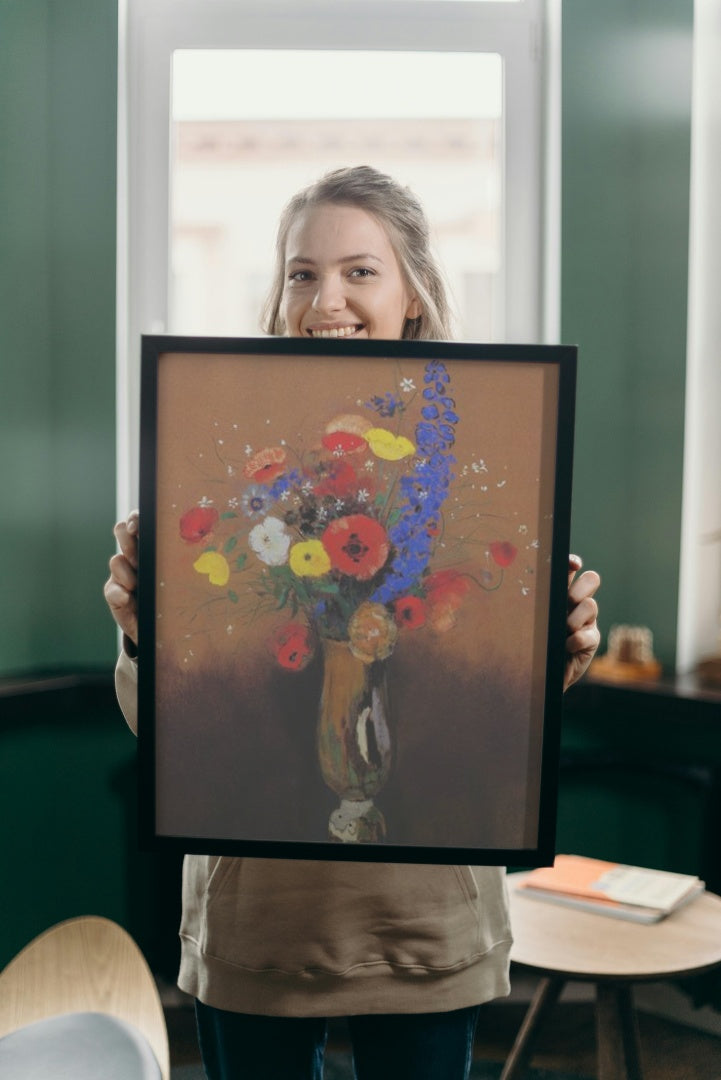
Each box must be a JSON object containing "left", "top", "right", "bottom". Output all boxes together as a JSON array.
[{"left": 106, "top": 166, "right": 601, "bottom": 1080}]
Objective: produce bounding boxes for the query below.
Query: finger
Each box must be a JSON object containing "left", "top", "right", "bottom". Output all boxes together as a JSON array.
[
  {"left": 113, "top": 518, "right": 139, "bottom": 568},
  {"left": 567, "top": 553, "right": 583, "bottom": 588},
  {"left": 566, "top": 623, "right": 601, "bottom": 657},
  {"left": 566, "top": 594, "right": 599, "bottom": 635},
  {"left": 568, "top": 569, "right": 601, "bottom": 607},
  {"left": 103, "top": 580, "right": 139, "bottom": 641},
  {"left": 108, "top": 552, "right": 138, "bottom": 593}
]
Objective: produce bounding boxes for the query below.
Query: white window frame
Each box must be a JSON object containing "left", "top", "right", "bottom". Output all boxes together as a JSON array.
[{"left": 117, "top": 0, "right": 559, "bottom": 512}]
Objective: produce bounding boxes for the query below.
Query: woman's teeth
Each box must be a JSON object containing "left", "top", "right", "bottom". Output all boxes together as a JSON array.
[{"left": 310, "top": 325, "right": 361, "bottom": 338}]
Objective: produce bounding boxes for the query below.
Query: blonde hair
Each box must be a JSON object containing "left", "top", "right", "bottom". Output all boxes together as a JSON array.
[{"left": 262, "top": 165, "right": 454, "bottom": 341}]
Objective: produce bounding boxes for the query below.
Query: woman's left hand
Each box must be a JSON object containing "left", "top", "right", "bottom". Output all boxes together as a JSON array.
[{"left": 564, "top": 554, "right": 601, "bottom": 691}]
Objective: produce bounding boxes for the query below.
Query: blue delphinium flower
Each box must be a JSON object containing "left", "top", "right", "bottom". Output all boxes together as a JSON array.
[{"left": 371, "top": 360, "right": 458, "bottom": 605}]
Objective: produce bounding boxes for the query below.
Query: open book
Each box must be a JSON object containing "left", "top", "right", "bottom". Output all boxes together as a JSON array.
[{"left": 516, "top": 854, "right": 705, "bottom": 923}]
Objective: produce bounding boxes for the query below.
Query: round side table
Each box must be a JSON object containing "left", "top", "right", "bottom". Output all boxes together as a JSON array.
[{"left": 503, "top": 872, "right": 721, "bottom": 1080}]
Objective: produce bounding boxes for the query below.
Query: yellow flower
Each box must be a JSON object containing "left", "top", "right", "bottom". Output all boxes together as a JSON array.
[
  {"left": 193, "top": 551, "right": 230, "bottom": 586},
  {"left": 365, "top": 427, "right": 415, "bottom": 461},
  {"left": 289, "top": 539, "right": 331, "bottom": 578}
]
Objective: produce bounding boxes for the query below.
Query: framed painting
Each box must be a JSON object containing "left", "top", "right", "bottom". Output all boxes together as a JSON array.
[{"left": 138, "top": 336, "right": 576, "bottom": 865}]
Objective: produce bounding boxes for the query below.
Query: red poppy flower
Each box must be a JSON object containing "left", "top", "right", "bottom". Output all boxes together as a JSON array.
[
  {"left": 314, "top": 461, "right": 361, "bottom": 499},
  {"left": 393, "top": 595, "right": 427, "bottom": 630},
  {"left": 322, "top": 514, "right": 389, "bottom": 581},
  {"left": 244, "top": 446, "right": 287, "bottom": 483},
  {"left": 489, "top": 540, "right": 517, "bottom": 568},
  {"left": 271, "top": 622, "right": 314, "bottom": 671},
  {"left": 424, "top": 569, "right": 471, "bottom": 632},
  {"left": 321, "top": 431, "right": 367, "bottom": 455},
  {"left": 179, "top": 505, "right": 219, "bottom": 543}
]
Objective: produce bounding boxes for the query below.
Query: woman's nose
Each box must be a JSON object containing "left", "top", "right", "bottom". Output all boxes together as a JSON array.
[{"left": 312, "top": 274, "right": 345, "bottom": 314}]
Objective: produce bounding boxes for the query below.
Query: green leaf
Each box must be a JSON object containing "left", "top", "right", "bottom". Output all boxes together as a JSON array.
[
  {"left": 220, "top": 511, "right": 238, "bottom": 520},
  {"left": 228, "top": 590, "right": 239, "bottom": 603},
  {"left": 224, "top": 535, "right": 238, "bottom": 554},
  {"left": 235, "top": 553, "right": 247, "bottom": 570},
  {"left": 316, "top": 581, "right": 340, "bottom": 595}
]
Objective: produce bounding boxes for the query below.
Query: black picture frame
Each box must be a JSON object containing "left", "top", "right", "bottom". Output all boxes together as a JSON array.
[{"left": 138, "top": 335, "right": 576, "bottom": 865}]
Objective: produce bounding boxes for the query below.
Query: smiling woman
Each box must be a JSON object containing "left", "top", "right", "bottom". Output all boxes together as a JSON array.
[
  {"left": 281, "top": 205, "right": 420, "bottom": 340},
  {"left": 263, "top": 167, "right": 451, "bottom": 342}
]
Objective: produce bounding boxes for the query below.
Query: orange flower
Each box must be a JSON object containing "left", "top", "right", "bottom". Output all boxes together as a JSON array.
[
  {"left": 325, "top": 413, "right": 372, "bottom": 437},
  {"left": 348, "top": 602, "right": 398, "bottom": 663},
  {"left": 243, "top": 446, "right": 287, "bottom": 483},
  {"left": 424, "top": 569, "right": 471, "bottom": 632}
]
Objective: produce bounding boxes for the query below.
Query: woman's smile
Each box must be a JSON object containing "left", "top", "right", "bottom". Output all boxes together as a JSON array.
[{"left": 306, "top": 323, "right": 365, "bottom": 339}]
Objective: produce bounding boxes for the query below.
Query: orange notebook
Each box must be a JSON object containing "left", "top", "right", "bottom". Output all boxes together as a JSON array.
[{"left": 517, "top": 854, "right": 704, "bottom": 923}]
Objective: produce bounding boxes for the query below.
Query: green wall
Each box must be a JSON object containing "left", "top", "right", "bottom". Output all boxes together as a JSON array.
[
  {"left": 562, "top": 0, "right": 693, "bottom": 669},
  {"left": 0, "top": 0, "right": 118, "bottom": 675},
  {"left": 0, "top": 2, "right": 694, "bottom": 675}
]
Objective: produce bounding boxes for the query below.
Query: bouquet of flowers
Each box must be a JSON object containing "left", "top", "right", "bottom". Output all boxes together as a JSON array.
[{"left": 178, "top": 359, "right": 517, "bottom": 671}]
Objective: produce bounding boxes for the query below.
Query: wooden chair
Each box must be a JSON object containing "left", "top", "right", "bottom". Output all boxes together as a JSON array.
[{"left": 0, "top": 915, "right": 170, "bottom": 1079}]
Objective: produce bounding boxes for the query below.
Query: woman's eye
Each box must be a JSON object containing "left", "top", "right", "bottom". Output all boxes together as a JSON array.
[
  {"left": 288, "top": 269, "right": 313, "bottom": 283},
  {"left": 349, "top": 267, "right": 375, "bottom": 279}
]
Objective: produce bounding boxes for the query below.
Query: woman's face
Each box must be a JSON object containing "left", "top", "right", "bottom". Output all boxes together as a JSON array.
[{"left": 280, "top": 203, "right": 421, "bottom": 340}]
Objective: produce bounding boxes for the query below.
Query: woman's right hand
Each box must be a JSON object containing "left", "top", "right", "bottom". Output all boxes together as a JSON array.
[{"left": 104, "top": 509, "right": 139, "bottom": 647}]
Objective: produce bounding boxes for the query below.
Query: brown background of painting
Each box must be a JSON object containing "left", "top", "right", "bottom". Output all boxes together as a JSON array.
[{"left": 151, "top": 349, "right": 559, "bottom": 851}]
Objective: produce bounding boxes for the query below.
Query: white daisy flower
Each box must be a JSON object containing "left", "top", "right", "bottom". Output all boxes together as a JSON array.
[{"left": 249, "top": 517, "right": 291, "bottom": 566}]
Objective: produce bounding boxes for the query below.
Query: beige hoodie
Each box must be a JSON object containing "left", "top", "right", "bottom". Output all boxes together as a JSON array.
[{"left": 116, "top": 650, "right": 512, "bottom": 1016}]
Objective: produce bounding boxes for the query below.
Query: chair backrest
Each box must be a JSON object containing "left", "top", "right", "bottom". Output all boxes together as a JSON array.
[{"left": 0, "top": 915, "right": 170, "bottom": 1080}]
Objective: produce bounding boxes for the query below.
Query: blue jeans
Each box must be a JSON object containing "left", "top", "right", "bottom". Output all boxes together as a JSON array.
[{"left": 195, "top": 1000, "right": 481, "bottom": 1080}]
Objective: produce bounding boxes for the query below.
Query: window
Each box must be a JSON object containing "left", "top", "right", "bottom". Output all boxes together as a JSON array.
[
  {"left": 170, "top": 49, "right": 503, "bottom": 340},
  {"left": 118, "top": 0, "right": 557, "bottom": 510}
]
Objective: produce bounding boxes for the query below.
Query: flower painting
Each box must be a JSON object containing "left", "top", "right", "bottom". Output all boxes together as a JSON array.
[{"left": 142, "top": 339, "right": 575, "bottom": 862}]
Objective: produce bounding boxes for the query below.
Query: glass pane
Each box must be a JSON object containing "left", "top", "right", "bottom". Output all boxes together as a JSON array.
[{"left": 170, "top": 50, "right": 503, "bottom": 340}]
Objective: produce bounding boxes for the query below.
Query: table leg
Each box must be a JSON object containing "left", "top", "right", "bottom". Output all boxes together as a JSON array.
[
  {"left": 499, "top": 976, "right": 565, "bottom": 1080},
  {"left": 596, "top": 982, "right": 643, "bottom": 1080}
]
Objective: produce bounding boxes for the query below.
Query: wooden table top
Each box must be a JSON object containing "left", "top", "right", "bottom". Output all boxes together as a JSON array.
[{"left": 508, "top": 871, "right": 721, "bottom": 981}]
